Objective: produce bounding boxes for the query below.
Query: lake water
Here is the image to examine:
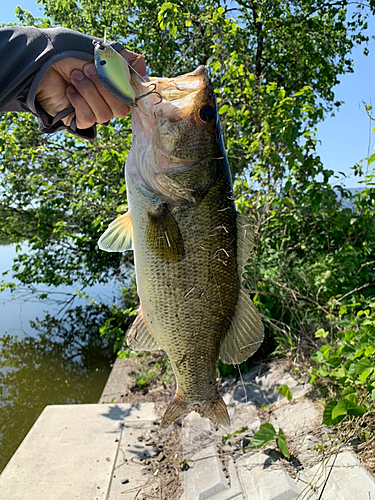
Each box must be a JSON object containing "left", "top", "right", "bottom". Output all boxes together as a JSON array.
[{"left": 0, "top": 244, "right": 119, "bottom": 473}]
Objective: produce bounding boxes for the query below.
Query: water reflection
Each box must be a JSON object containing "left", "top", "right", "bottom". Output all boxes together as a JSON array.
[{"left": 0, "top": 304, "right": 116, "bottom": 473}]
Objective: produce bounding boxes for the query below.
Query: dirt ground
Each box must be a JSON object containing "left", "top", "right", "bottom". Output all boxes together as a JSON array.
[{"left": 113, "top": 352, "right": 374, "bottom": 500}]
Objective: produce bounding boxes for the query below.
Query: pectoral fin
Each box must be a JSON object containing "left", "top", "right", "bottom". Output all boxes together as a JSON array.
[
  {"left": 98, "top": 211, "right": 133, "bottom": 252},
  {"left": 219, "top": 212, "right": 263, "bottom": 365},
  {"left": 127, "top": 308, "right": 161, "bottom": 351},
  {"left": 146, "top": 203, "right": 184, "bottom": 262}
]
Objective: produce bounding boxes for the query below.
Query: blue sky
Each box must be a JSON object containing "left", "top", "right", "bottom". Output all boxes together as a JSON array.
[{"left": 1, "top": 1, "right": 375, "bottom": 188}]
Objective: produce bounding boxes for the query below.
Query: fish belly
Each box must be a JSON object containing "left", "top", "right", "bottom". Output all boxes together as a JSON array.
[{"left": 127, "top": 168, "right": 238, "bottom": 414}]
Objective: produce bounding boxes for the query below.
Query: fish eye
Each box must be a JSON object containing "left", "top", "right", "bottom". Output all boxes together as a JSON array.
[{"left": 199, "top": 105, "right": 216, "bottom": 124}]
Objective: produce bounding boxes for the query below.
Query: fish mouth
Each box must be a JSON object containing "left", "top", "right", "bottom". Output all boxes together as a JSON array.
[
  {"left": 131, "top": 65, "right": 215, "bottom": 121},
  {"left": 127, "top": 65, "right": 219, "bottom": 203},
  {"left": 151, "top": 65, "right": 211, "bottom": 103}
]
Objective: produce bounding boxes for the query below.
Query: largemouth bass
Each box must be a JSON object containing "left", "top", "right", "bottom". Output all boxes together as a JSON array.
[{"left": 96, "top": 44, "right": 264, "bottom": 428}]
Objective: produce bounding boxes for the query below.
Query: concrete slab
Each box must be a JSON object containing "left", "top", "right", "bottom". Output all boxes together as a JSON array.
[
  {"left": 182, "top": 413, "right": 228, "bottom": 499},
  {"left": 108, "top": 420, "right": 160, "bottom": 500},
  {"left": 99, "top": 357, "right": 134, "bottom": 404},
  {"left": 0, "top": 403, "right": 158, "bottom": 500},
  {"left": 236, "top": 452, "right": 301, "bottom": 500},
  {"left": 189, "top": 458, "right": 244, "bottom": 500},
  {"left": 228, "top": 365, "right": 305, "bottom": 406},
  {"left": 184, "top": 442, "right": 229, "bottom": 500},
  {"left": 303, "top": 450, "right": 375, "bottom": 500},
  {"left": 271, "top": 400, "right": 321, "bottom": 436},
  {"left": 226, "top": 404, "right": 261, "bottom": 435}
]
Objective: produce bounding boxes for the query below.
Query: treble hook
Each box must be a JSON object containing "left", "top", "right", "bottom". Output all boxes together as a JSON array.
[{"left": 135, "top": 83, "right": 163, "bottom": 105}]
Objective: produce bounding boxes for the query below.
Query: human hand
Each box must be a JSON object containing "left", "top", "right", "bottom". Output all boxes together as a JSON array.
[{"left": 36, "top": 48, "right": 147, "bottom": 130}]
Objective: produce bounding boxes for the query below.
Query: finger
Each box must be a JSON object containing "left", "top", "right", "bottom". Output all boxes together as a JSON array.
[
  {"left": 61, "top": 111, "right": 75, "bottom": 127},
  {"left": 83, "top": 63, "right": 131, "bottom": 119},
  {"left": 71, "top": 69, "right": 113, "bottom": 125},
  {"left": 66, "top": 86, "right": 96, "bottom": 129},
  {"left": 118, "top": 48, "right": 148, "bottom": 80}
]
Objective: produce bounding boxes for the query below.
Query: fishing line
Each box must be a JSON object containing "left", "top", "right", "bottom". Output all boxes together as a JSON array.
[{"left": 237, "top": 364, "right": 248, "bottom": 403}]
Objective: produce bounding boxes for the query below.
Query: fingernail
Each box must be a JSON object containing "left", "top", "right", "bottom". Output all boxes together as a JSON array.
[
  {"left": 84, "top": 63, "right": 96, "bottom": 77},
  {"left": 71, "top": 70, "right": 85, "bottom": 82},
  {"left": 66, "top": 86, "right": 77, "bottom": 96}
]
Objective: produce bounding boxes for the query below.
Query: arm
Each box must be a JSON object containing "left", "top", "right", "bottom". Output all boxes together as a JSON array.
[{"left": 0, "top": 26, "right": 144, "bottom": 139}]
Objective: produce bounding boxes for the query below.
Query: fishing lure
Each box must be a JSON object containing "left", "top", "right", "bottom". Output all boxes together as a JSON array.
[{"left": 93, "top": 38, "right": 161, "bottom": 106}]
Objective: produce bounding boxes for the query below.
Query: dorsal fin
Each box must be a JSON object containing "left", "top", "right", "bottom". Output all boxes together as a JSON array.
[
  {"left": 219, "top": 212, "right": 264, "bottom": 365},
  {"left": 236, "top": 212, "right": 255, "bottom": 276},
  {"left": 127, "top": 308, "right": 161, "bottom": 351},
  {"left": 98, "top": 211, "right": 133, "bottom": 252}
]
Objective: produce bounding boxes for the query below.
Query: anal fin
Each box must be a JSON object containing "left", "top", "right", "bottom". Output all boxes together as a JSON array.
[
  {"left": 98, "top": 211, "right": 133, "bottom": 252},
  {"left": 127, "top": 308, "right": 161, "bottom": 351}
]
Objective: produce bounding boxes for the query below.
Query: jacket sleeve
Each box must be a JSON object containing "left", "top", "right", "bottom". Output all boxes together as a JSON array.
[{"left": 0, "top": 26, "right": 123, "bottom": 140}]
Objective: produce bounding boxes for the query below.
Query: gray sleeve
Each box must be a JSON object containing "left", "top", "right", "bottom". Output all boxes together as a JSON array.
[{"left": 0, "top": 26, "right": 123, "bottom": 140}]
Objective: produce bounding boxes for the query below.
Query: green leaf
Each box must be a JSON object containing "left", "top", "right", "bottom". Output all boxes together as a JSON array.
[
  {"left": 311, "top": 351, "right": 324, "bottom": 362},
  {"left": 346, "top": 405, "right": 367, "bottom": 417},
  {"left": 365, "top": 345, "right": 375, "bottom": 356},
  {"left": 356, "top": 358, "right": 373, "bottom": 375},
  {"left": 322, "top": 401, "right": 345, "bottom": 426},
  {"left": 284, "top": 180, "right": 292, "bottom": 193},
  {"left": 276, "top": 428, "right": 290, "bottom": 459},
  {"left": 315, "top": 328, "right": 329, "bottom": 338},
  {"left": 277, "top": 384, "right": 293, "bottom": 401},
  {"left": 359, "top": 369, "right": 374, "bottom": 383},
  {"left": 247, "top": 423, "right": 277, "bottom": 450},
  {"left": 339, "top": 305, "right": 347, "bottom": 316},
  {"left": 332, "top": 399, "right": 349, "bottom": 420},
  {"left": 367, "top": 153, "right": 375, "bottom": 166},
  {"left": 341, "top": 387, "right": 357, "bottom": 400},
  {"left": 320, "top": 345, "right": 331, "bottom": 357},
  {"left": 222, "top": 426, "right": 248, "bottom": 445}
]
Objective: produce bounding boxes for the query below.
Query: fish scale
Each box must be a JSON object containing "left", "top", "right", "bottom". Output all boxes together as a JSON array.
[
  {"left": 96, "top": 54, "right": 264, "bottom": 427},
  {"left": 128, "top": 169, "right": 238, "bottom": 400}
]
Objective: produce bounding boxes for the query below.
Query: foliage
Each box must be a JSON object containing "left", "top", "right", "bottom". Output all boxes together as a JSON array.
[
  {"left": 0, "top": 114, "right": 132, "bottom": 287},
  {"left": 310, "top": 300, "right": 375, "bottom": 425},
  {"left": 0, "top": 1, "right": 374, "bottom": 399},
  {"left": 277, "top": 384, "right": 292, "bottom": 401},
  {"left": 247, "top": 423, "right": 290, "bottom": 459},
  {"left": 131, "top": 354, "right": 174, "bottom": 389},
  {"left": 222, "top": 425, "right": 248, "bottom": 446},
  {"left": 1, "top": 0, "right": 374, "bottom": 293},
  {"left": 98, "top": 283, "right": 139, "bottom": 354},
  {"left": 238, "top": 163, "right": 375, "bottom": 358}
]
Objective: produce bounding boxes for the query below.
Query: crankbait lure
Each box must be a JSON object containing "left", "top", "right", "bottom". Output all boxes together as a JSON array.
[{"left": 94, "top": 38, "right": 161, "bottom": 106}]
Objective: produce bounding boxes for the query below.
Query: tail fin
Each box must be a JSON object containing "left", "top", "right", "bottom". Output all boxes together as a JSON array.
[{"left": 161, "top": 393, "right": 230, "bottom": 429}]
